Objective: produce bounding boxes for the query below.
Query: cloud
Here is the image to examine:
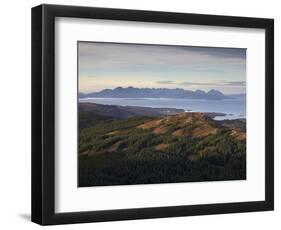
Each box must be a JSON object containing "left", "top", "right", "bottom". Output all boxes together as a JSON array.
[
  {"left": 156, "top": 80, "right": 246, "bottom": 87},
  {"left": 156, "top": 80, "right": 175, "bottom": 84},
  {"left": 181, "top": 82, "right": 217, "bottom": 86},
  {"left": 222, "top": 80, "right": 246, "bottom": 86},
  {"left": 78, "top": 41, "right": 246, "bottom": 73}
]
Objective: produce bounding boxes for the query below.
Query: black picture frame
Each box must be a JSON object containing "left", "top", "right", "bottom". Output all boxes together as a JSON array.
[{"left": 31, "top": 4, "right": 274, "bottom": 225}]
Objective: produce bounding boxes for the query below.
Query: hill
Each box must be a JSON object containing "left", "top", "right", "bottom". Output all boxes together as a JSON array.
[
  {"left": 79, "top": 106, "right": 246, "bottom": 187},
  {"left": 79, "top": 102, "right": 184, "bottom": 119}
]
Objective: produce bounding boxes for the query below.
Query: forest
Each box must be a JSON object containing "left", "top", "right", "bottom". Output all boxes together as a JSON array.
[{"left": 78, "top": 104, "right": 246, "bottom": 187}]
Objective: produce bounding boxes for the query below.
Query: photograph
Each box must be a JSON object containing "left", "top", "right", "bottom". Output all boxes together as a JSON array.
[
  {"left": 78, "top": 42, "right": 247, "bottom": 187},
  {"left": 30, "top": 3, "right": 274, "bottom": 225}
]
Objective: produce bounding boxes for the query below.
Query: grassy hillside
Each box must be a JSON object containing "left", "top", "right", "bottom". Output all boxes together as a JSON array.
[{"left": 78, "top": 105, "right": 246, "bottom": 187}]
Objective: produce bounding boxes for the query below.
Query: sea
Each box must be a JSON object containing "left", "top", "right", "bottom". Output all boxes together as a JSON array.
[{"left": 79, "top": 97, "right": 246, "bottom": 120}]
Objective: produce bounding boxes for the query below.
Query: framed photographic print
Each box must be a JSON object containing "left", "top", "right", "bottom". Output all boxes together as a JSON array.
[{"left": 31, "top": 4, "right": 274, "bottom": 225}]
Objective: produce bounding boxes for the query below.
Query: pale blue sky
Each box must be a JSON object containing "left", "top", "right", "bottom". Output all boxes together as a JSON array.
[{"left": 78, "top": 42, "right": 246, "bottom": 94}]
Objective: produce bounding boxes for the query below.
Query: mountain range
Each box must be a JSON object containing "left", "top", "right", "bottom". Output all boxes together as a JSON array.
[{"left": 79, "top": 87, "right": 239, "bottom": 100}]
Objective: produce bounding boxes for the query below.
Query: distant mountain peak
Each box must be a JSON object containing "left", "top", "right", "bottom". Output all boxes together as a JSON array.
[
  {"left": 207, "top": 89, "right": 224, "bottom": 96},
  {"left": 195, "top": 89, "right": 205, "bottom": 94}
]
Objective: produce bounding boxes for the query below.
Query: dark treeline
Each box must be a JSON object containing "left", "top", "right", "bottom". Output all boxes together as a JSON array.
[{"left": 79, "top": 154, "right": 246, "bottom": 186}]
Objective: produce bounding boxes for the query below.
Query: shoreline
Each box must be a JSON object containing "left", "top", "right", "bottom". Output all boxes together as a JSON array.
[{"left": 79, "top": 101, "right": 246, "bottom": 121}]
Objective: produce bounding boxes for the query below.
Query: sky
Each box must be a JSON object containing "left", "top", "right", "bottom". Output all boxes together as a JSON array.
[{"left": 78, "top": 42, "right": 246, "bottom": 94}]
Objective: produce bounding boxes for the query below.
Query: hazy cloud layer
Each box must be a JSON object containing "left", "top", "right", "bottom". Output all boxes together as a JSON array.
[
  {"left": 156, "top": 80, "right": 246, "bottom": 87},
  {"left": 156, "top": 80, "right": 176, "bottom": 84}
]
